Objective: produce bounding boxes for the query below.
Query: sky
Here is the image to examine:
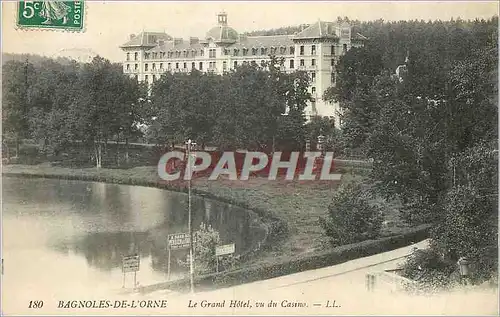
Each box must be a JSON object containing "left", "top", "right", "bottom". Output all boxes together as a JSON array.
[{"left": 2, "top": 1, "right": 499, "bottom": 62}]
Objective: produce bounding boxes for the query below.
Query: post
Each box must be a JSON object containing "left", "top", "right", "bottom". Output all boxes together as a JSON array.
[
  {"left": 167, "top": 246, "right": 171, "bottom": 281},
  {"left": 186, "top": 139, "right": 196, "bottom": 294}
]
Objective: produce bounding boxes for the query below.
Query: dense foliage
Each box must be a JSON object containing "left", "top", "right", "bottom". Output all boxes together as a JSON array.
[
  {"left": 325, "top": 16, "right": 498, "bottom": 285},
  {"left": 3, "top": 55, "right": 314, "bottom": 167}
]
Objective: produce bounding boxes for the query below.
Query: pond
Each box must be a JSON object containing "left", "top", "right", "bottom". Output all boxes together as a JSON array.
[{"left": 2, "top": 176, "right": 266, "bottom": 293}]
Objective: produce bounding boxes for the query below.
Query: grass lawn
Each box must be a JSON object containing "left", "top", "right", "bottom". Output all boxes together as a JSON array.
[{"left": 2, "top": 163, "right": 410, "bottom": 269}]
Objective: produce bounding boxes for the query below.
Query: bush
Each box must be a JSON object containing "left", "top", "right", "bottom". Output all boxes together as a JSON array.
[
  {"left": 400, "top": 247, "right": 458, "bottom": 293},
  {"left": 320, "top": 181, "right": 383, "bottom": 246},
  {"left": 178, "top": 222, "right": 239, "bottom": 275}
]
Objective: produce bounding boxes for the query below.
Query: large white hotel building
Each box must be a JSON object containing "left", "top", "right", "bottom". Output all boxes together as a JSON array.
[{"left": 120, "top": 12, "right": 366, "bottom": 126}]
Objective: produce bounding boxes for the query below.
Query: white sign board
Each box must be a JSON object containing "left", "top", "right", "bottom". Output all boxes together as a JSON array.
[
  {"left": 216, "top": 243, "right": 235, "bottom": 256},
  {"left": 168, "top": 232, "right": 197, "bottom": 250},
  {"left": 122, "top": 255, "right": 140, "bottom": 273}
]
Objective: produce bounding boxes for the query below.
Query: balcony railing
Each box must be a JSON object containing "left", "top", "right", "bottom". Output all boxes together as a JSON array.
[
  {"left": 308, "top": 65, "right": 317, "bottom": 70},
  {"left": 298, "top": 65, "right": 306, "bottom": 71}
]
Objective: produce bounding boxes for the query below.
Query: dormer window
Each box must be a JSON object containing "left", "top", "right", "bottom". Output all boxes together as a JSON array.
[
  {"left": 242, "top": 48, "right": 248, "bottom": 56},
  {"left": 233, "top": 49, "right": 239, "bottom": 56},
  {"left": 252, "top": 48, "right": 257, "bottom": 55}
]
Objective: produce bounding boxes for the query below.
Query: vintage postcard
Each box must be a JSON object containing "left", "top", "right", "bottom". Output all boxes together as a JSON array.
[{"left": 1, "top": 0, "right": 499, "bottom": 316}]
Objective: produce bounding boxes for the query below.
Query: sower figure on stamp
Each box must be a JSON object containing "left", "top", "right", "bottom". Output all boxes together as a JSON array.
[{"left": 39, "top": 1, "right": 71, "bottom": 25}]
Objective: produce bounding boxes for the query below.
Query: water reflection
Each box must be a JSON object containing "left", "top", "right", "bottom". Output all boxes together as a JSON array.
[{"left": 3, "top": 177, "right": 266, "bottom": 280}]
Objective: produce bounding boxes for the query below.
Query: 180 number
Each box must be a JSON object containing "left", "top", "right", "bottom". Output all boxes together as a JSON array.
[{"left": 28, "top": 300, "right": 44, "bottom": 309}]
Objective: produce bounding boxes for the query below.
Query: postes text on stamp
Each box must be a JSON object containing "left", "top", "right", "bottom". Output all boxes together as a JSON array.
[{"left": 17, "top": 1, "right": 84, "bottom": 31}]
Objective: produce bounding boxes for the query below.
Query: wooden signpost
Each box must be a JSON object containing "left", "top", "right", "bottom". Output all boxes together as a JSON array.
[
  {"left": 122, "top": 254, "right": 140, "bottom": 288},
  {"left": 215, "top": 243, "right": 235, "bottom": 273}
]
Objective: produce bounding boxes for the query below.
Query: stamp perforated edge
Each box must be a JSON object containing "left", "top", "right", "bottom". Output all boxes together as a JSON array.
[{"left": 14, "top": 0, "right": 88, "bottom": 33}]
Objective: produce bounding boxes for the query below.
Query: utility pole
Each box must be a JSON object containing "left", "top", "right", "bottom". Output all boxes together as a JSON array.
[{"left": 186, "top": 139, "right": 196, "bottom": 294}]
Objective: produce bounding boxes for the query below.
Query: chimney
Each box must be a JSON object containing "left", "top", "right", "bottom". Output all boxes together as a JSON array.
[
  {"left": 173, "top": 38, "right": 183, "bottom": 46},
  {"left": 129, "top": 34, "right": 136, "bottom": 40},
  {"left": 189, "top": 37, "right": 199, "bottom": 45}
]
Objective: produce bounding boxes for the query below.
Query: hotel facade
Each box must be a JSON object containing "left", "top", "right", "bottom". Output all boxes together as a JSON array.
[{"left": 120, "top": 12, "right": 366, "bottom": 126}]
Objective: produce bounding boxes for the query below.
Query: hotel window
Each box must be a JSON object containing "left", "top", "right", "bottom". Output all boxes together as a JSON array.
[
  {"left": 311, "top": 45, "right": 316, "bottom": 55},
  {"left": 209, "top": 49, "right": 216, "bottom": 58},
  {"left": 176, "top": 51, "right": 181, "bottom": 58},
  {"left": 311, "top": 72, "right": 316, "bottom": 82},
  {"left": 331, "top": 72, "right": 336, "bottom": 84},
  {"left": 134, "top": 52, "right": 138, "bottom": 60},
  {"left": 175, "top": 62, "right": 179, "bottom": 69},
  {"left": 252, "top": 48, "right": 257, "bottom": 55},
  {"left": 223, "top": 61, "right": 227, "bottom": 71},
  {"left": 153, "top": 52, "right": 158, "bottom": 59},
  {"left": 126, "top": 53, "right": 130, "bottom": 61},
  {"left": 280, "top": 47, "right": 286, "bottom": 54},
  {"left": 311, "top": 59, "right": 316, "bottom": 66},
  {"left": 192, "top": 62, "right": 195, "bottom": 69},
  {"left": 299, "top": 45, "right": 304, "bottom": 55},
  {"left": 126, "top": 64, "right": 130, "bottom": 71},
  {"left": 261, "top": 47, "right": 266, "bottom": 55},
  {"left": 312, "top": 87, "right": 316, "bottom": 94},
  {"left": 183, "top": 62, "right": 187, "bottom": 69},
  {"left": 161, "top": 52, "right": 166, "bottom": 58},
  {"left": 200, "top": 49, "right": 204, "bottom": 56},
  {"left": 145, "top": 53, "right": 150, "bottom": 59},
  {"left": 290, "top": 46, "right": 295, "bottom": 54},
  {"left": 300, "top": 59, "right": 305, "bottom": 66},
  {"left": 167, "top": 63, "right": 171, "bottom": 70},
  {"left": 160, "top": 63, "right": 163, "bottom": 69},
  {"left": 199, "top": 62, "right": 203, "bottom": 70},
  {"left": 289, "top": 59, "right": 294, "bottom": 69},
  {"left": 234, "top": 61, "right": 238, "bottom": 68},
  {"left": 242, "top": 48, "right": 248, "bottom": 56},
  {"left": 145, "top": 75, "right": 148, "bottom": 82},
  {"left": 152, "top": 63, "right": 156, "bottom": 70},
  {"left": 183, "top": 51, "right": 188, "bottom": 58},
  {"left": 233, "top": 49, "right": 239, "bottom": 56},
  {"left": 144, "top": 64, "right": 149, "bottom": 71},
  {"left": 270, "top": 47, "right": 276, "bottom": 55},
  {"left": 343, "top": 44, "right": 347, "bottom": 53},
  {"left": 134, "top": 64, "right": 138, "bottom": 70}
]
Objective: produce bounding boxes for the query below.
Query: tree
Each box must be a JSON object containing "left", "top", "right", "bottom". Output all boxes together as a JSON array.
[
  {"left": 2, "top": 60, "right": 35, "bottom": 157},
  {"left": 72, "top": 56, "right": 140, "bottom": 168},
  {"left": 28, "top": 59, "right": 80, "bottom": 156},
  {"left": 320, "top": 182, "right": 383, "bottom": 246}
]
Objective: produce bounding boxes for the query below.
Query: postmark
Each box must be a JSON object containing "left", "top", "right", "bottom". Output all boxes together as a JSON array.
[{"left": 16, "top": 1, "right": 85, "bottom": 31}]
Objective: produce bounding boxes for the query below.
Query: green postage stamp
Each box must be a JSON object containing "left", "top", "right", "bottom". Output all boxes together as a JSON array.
[{"left": 17, "top": 1, "right": 85, "bottom": 31}]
